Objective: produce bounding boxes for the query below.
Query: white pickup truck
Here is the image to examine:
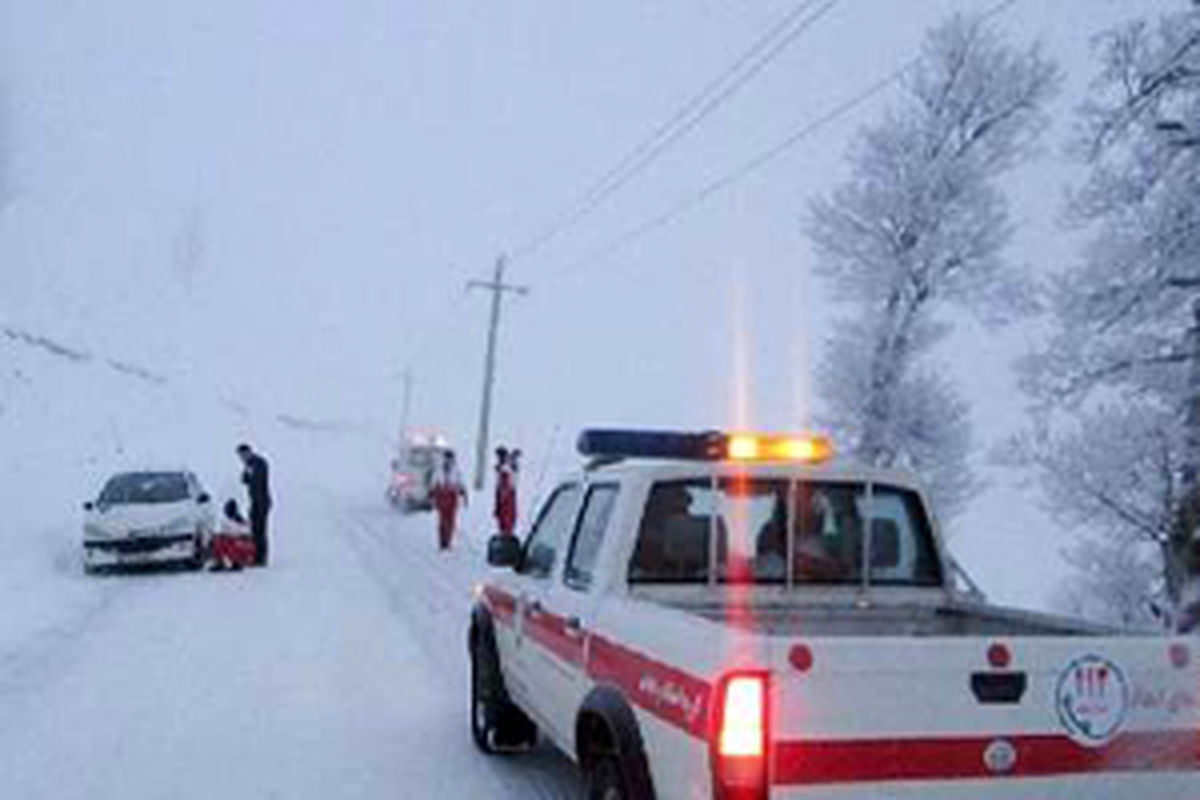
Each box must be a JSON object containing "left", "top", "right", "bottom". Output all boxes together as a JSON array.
[{"left": 468, "top": 430, "right": 1200, "bottom": 799}]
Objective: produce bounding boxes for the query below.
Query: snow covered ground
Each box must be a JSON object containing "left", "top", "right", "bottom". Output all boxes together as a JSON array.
[
  {"left": 0, "top": 478, "right": 582, "bottom": 799},
  {"left": 0, "top": 330, "right": 580, "bottom": 797}
]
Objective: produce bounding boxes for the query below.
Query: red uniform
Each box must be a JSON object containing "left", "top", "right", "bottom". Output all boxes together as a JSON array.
[
  {"left": 210, "top": 533, "right": 256, "bottom": 568},
  {"left": 210, "top": 499, "right": 257, "bottom": 571},
  {"left": 494, "top": 464, "right": 517, "bottom": 537},
  {"left": 431, "top": 461, "right": 466, "bottom": 550}
]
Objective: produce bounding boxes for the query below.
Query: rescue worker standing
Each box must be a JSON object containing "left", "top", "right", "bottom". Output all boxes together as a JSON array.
[
  {"left": 431, "top": 450, "right": 467, "bottom": 550},
  {"left": 493, "top": 446, "right": 518, "bottom": 538},
  {"left": 237, "top": 443, "right": 272, "bottom": 566}
]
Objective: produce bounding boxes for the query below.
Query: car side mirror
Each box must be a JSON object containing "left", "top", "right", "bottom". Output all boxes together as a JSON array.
[
  {"left": 83, "top": 501, "right": 95, "bottom": 512},
  {"left": 486, "top": 535, "right": 522, "bottom": 569},
  {"left": 196, "top": 493, "right": 211, "bottom": 505}
]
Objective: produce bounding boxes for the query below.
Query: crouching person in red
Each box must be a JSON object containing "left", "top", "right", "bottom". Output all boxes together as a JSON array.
[{"left": 209, "top": 499, "right": 257, "bottom": 571}]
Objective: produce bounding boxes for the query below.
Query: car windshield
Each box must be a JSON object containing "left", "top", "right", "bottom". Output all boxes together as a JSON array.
[
  {"left": 98, "top": 472, "right": 190, "bottom": 505},
  {"left": 628, "top": 478, "right": 942, "bottom": 587}
]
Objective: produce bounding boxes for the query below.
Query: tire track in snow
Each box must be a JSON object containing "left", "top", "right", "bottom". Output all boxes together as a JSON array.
[
  {"left": 0, "top": 581, "right": 125, "bottom": 701},
  {"left": 0, "top": 533, "right": 142, "bottom": 725},
  {"left": 328, "top": 492, "right": 583, "bottom": 800}
]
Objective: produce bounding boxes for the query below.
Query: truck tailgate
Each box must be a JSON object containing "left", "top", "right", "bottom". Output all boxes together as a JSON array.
[{"left": 767, "top": 636, "right": 1200, "bottom": 796}]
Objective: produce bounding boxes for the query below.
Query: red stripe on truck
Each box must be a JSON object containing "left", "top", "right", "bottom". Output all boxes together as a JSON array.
[
  {"left": 772, "top": 730, "right": 1200, "bottom": 785},
  {"left": 587, "top": 634, "right": 713, "bottom": 740},
  {"left": 482, "top": 586, "right": 516, "bottom": 625},
  {"left": 524, "top": 607, "right": 586, "bottom": 667}
]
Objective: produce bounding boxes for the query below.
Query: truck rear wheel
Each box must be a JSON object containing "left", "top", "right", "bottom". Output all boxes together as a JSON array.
[
  {"left": 586, "top": 755, "right": 629, "bottom": 800},
  {"left": 470, "top": 634, "right": 536, "bottom": 753}
]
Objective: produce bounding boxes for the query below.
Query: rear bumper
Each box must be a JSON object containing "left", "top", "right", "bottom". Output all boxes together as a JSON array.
[
  {"left": 769, "top": 772, "right": 1200, "bottom": 799},
  {"left": 83, "top": 534, "right": 196, "bottom": 567}
]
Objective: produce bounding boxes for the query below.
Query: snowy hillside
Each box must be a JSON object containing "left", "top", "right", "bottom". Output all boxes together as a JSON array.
[
  {"left": 0, "top": 325, "right": 581, "bottom": 798},
  {"left": 0, "top": 324, "right": 382, "bottom": 668}
]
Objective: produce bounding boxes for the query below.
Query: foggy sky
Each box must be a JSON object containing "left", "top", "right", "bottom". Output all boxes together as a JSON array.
[{"left": 0, "top": 0, "right": 1179, "bottom": 607}]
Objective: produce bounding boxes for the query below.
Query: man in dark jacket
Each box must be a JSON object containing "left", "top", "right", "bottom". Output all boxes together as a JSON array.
[{"left": 237, "top": 443, "right": 272, "bottom": 566}]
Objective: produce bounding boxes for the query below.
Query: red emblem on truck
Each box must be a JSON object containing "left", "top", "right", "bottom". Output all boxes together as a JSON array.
[{"left": 1056, "top": 655, "right": 1129, "bottom": 747}]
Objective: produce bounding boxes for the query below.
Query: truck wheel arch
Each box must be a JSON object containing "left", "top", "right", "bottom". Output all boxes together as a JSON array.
[{"left": 576, "top": 685, "right": 656, "bottom": 800}]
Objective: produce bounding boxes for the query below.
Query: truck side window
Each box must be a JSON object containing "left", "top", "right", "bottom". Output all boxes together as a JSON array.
[
  {"left": 564, "top": 484, "right": 619, "bottom": 590},
  {"left": 519, "top": 484, "right": 580, "bottom": 579},
  {"left": 863, "top": 488, "right": 942, "bottom": 586}
]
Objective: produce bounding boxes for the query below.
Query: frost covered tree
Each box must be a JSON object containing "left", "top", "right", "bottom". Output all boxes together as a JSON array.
[
  {"left": 1008, "top": 404, "right": 1182, "bottom": 625},
  {"left": 808, "top": 14, "right": 1059, "bottom": 518},
  {"left": 1019, "top": 2, "right": 1200, "bottom": 625}
]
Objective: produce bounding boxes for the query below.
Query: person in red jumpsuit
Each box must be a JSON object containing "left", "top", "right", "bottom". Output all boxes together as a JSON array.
[
  {"left": 209, "top": 499, "right": 256, "bottom": 571},
  {"left": 431, "top": 450, "right": 467, "bottom": 551},
  {"left": 493, "top": 447, "right": 518, "bottom": 537}
]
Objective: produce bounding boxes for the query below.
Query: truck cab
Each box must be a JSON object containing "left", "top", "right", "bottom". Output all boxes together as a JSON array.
[{"left": 469, "top": 430, "right": 1200, "bottom": 799}]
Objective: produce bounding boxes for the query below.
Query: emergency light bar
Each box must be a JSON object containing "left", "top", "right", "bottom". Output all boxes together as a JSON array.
[{"left": 576, "top": 429, "right": 833, "bottom": 464}]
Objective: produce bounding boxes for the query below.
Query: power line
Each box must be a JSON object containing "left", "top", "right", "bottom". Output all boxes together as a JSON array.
[
  {"left": 549, "top": 65, "right": 910, "bottom": 280},
  {"left": 509, "top": 0, "right": 842, "bottom": 263},
  {"left": 543, "top": 0, "right": 1020, "bottom": 283}
]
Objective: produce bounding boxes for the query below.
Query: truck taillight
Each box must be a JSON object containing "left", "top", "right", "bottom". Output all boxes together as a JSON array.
[
  {"left": 719, "top": 676, "right": 765, "bottom": 756},
  {"left": 711, "top": 672, "right": 769, "bottom": 800}
]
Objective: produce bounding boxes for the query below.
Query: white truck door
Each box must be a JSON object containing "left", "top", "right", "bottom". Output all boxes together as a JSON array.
[
  {"left": 532, "top": 481, "right": 622, "bottom": 745},
  {"left": 507, "top": 482, "right": 581, "bottom": 731}
]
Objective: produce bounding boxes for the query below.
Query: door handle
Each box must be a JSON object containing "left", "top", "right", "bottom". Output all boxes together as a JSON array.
[
  {"left": 526, "top": 599, "right": 543, "bottom": 616},
  {"left": 564, "top": 616, "right": 585, "bottom": 639}
]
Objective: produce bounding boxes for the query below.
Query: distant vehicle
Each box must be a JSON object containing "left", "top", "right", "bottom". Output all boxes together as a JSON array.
[
  {"left": 82, "top": 470, "right": 214, "bottom": 573},
  {"left": 387, "top": 433, "right": 451, "bottom": 513},
  {"left": 470, "top": 429, "right": 1200, "bottom": 799}
]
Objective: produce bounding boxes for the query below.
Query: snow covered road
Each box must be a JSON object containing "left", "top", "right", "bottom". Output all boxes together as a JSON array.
[{"left": 0, "top": 485, "right": 582, "bottom": 799}]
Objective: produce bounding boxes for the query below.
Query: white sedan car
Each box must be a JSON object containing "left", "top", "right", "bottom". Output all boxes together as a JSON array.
[{"left": 82, "top": 470, "right": 214, "bottom": 572}]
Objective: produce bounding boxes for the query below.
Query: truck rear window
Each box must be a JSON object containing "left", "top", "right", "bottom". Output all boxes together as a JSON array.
[{"left": 627, "top": 478, "right": 942, "bottom": 587}]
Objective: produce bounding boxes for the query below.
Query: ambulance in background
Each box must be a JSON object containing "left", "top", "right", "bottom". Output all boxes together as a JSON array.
[{"left": 387, "top": 431, "right": 451, "bottom": 513}]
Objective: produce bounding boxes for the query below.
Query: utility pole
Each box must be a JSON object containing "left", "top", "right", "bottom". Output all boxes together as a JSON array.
[{"left": 467, "top": 255, "right": 529, "bottom": 491}]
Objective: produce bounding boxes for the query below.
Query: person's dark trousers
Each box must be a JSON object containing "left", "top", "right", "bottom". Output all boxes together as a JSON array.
[{"left": 250, "top": 504, "right": 270, "bottom": 566}]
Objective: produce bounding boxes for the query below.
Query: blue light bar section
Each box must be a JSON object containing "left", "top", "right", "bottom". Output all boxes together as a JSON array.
[{"left": 576, "top": 429, "right": 725, "bottom": 461}]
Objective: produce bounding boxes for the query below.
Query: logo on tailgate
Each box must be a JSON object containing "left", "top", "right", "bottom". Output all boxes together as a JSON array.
[{"left": 1055, "top": 654, "right": 1129, "bottom": 747}]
